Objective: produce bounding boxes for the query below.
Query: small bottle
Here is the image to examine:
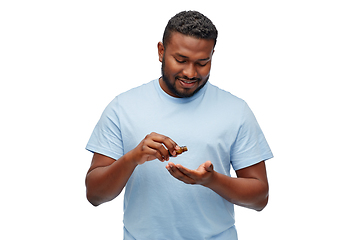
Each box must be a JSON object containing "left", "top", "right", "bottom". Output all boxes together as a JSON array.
[
  {"left": 175, "top": 146, "right": 188, "bottom": 154},
  {"left": 169, "top": 146, "right": 188, "bottom": 157}
]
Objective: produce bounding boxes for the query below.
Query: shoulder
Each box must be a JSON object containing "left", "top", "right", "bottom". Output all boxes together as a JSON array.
[
  {"left": 105, "top": 80, "right": 157, "bottom": 109},
  {"left": 205, "top": 82, "right": 247, "bottom": 108},
  {"left": 116, "top": 80, "right": 156, "bottom": 101},
  {"left": 100, "top": 80, "right": 156, "bottom": 117}
]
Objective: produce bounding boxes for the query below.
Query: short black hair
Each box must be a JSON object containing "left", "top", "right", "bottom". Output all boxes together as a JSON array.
[{"left": 162, "top": 10, "right": 218, "bottom": 48}]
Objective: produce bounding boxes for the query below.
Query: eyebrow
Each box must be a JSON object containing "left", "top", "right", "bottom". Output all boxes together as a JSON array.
[{"left": 175, "top": 53, "right": 210, "bottom": 62}]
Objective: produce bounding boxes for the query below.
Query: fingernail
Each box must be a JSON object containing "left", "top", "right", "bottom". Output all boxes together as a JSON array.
[{"left": 168, "top": 150, "right": 176, "bottom": 157}]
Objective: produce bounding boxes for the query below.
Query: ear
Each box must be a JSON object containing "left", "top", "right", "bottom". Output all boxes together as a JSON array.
[{"left": 157, "top": 42, "right": 164, "bottom": 62}]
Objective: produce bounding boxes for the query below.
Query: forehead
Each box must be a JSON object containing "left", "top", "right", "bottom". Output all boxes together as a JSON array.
[{"left": 165, "top": 32, "right": 215, "bottom": 59}]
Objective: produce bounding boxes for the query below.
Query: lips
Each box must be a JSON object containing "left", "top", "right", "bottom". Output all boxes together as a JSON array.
[
  {"left": 180, "top": 79, "right": 197, "bottom": 84},
  {"left": 179, "top": 79, "right": 197, "bottom": 88},
  {"left": 176, "top": 77, "right": 199, "bottom": 88}
]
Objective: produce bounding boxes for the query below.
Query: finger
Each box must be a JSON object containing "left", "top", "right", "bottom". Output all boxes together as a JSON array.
[
  {"left": 142, "top": 145, "right": 166, "bottom": 162},
  {"left": 153, "top": 142, "right": 171, "bottom": 161},
  {"left": 166, "top": 163, "right": 195, "bottom": 184},
  {"left": 149, "top": 133, "right": 179, "bottom": 156},
  {"left": 204, "top": 161, "right": 214, "bottom": 172},
  {"left": 164, "top": 139, "right": 180, "bottom": 157},
  {"left": 176, "top": 164, "right": 195, "bottom": 178},
  {"left": 142, "top": 139, "right": 169, "bottom": 161}
]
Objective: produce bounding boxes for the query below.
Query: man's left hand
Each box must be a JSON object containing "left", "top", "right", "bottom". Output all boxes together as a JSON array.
[{"left": 166, "top": 161, "right": 214, "bottom": 185}]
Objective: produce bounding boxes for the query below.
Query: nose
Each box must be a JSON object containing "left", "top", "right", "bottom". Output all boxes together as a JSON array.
[{"left": 182, "top": 63, "right": 197, "bottom": 79}]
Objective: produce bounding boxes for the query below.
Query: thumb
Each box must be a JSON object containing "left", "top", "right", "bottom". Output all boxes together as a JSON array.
[{"left": 204, "top": 161, "right": 213, "bottom": 172}]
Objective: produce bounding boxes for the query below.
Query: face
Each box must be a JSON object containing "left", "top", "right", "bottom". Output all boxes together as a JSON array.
[{"left": 158, "top": 32, "right": 215, "bottom": 98}]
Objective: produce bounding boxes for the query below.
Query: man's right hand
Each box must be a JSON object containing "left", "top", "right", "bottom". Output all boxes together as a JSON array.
[
  {"left": 86, "top": 132, "right": 180, "bottom": 206},
  {"left": 130, "top": 132, "right": 180, "bottom": 165}
]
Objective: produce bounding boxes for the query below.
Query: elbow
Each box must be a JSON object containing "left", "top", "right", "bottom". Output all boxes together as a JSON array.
[
  {"left": 255, "top": 185, "right": 269, "bottom": 211},
  {"left": 86, "top": 186, "right": 114, "bottom": 207},
  {"left": 86, "top": 180, "right": 105, "bottom": 207},
  {"left": 233, "top": 194, "right": 268, "bottom": 211},
  {"left": 89, "top": 201, "right": 100, "bottom": 207},
  {"left": 85, "top": 184, "right": 118, "bottom": 207},
  {"left": 255, "top": 195, "right": 268, "bottom": 212},
  {"left": 86, "top": 191, "right": 102, "bottom": 207},
  {"left": 255, "top": 181, "right": 269, "bottom": 211},
  {"left": 85, "top": 175, "right": 106, "bottom": 207},
  {"left": 85, "top": 180, "right": 100, "bottom": 207},
  {"left": 236, "top": 185, "right": 269, "bottom": 211}
]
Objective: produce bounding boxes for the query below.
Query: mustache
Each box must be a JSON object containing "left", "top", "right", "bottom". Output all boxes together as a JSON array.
[{"left": 175, "top": 76, "right": 201, "bottom": 81}]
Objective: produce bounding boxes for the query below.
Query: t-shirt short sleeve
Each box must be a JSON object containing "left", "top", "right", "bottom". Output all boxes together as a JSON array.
[
  {"left": 86, "top": 97, "right": 124, "bottom": 160},
  {"left": 230, "top": 101, "right": 273, "bottom": 170}
]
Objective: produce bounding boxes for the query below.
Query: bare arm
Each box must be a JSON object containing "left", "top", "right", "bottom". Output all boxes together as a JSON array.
[
  {"left": 85, "top": 132, "right": 180, "bottom": 206},
  {"left": 206, "top": 161, "right": 269, "bottom": 211},
  {"left": 85, "top": 152, "right": 137, "bottom": 206},
  {"left": 166, "top": 161, "right": 269, "bottom": 211}
]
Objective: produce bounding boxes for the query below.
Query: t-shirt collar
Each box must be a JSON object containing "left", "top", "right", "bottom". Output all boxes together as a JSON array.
[{"left": 154, "top": 78, "right": 208, "bottom": 104}]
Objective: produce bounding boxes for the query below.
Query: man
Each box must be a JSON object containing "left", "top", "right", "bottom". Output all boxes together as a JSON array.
[{"left": 85, "top": 10, "right": 273, "bottom": 239}]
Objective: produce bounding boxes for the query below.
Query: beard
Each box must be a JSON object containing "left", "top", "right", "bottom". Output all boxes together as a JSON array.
[{"left": 161, "top": 57, "right": 209, "bottom": 98}]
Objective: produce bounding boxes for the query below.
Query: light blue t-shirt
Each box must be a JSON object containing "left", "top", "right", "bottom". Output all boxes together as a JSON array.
[{"left": 86, "top": 79, "right": 273, "bottom": 240}]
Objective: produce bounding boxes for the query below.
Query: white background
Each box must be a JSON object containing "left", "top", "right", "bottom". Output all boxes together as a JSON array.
[{"left": 1, "top": 0, "right": 359, "bottom": 239}]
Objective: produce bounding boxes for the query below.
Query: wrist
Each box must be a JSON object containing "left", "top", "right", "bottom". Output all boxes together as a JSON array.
[
  {"left": 124, "top": 149, "right": 140, "bottom": 167},
  {"left": 202, "top": 170, "right": 217, "bottom": 188}
]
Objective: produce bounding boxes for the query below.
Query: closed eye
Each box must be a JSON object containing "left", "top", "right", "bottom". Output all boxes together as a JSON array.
[
  {"left": 197, "top": 62, "right": 208, "bottom": 67},
  {"left": 175, "top": 58, "right": 186, "bottom": 64}
]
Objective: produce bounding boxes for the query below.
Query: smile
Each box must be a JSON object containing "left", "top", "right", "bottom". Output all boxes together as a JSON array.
[
  {"left": 180, "top": 79, "right": 197, "bottom": 84},
  {"left": 178, "top": 79, "right": 198, "bottom": 89}
]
